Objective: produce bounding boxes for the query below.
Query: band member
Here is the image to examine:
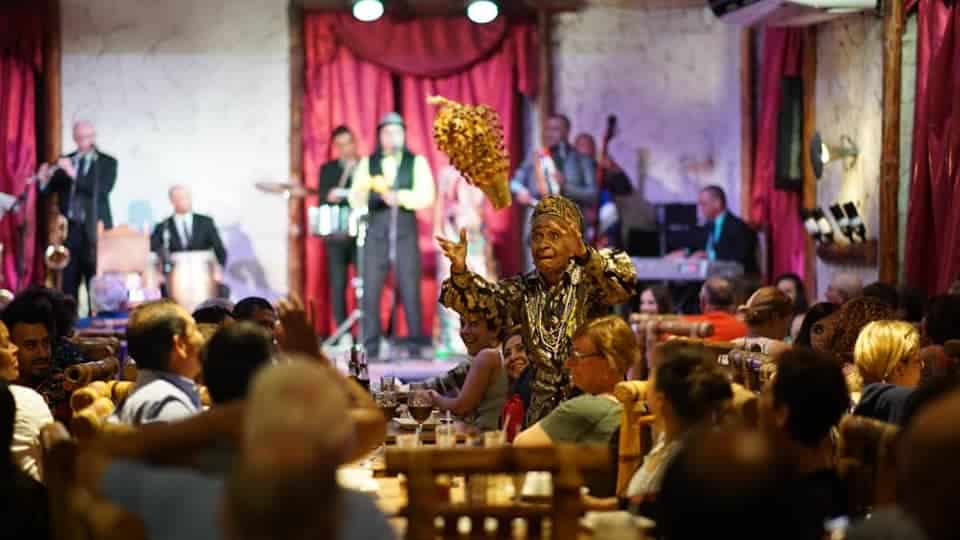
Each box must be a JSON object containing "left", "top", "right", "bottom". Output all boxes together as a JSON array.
[
  {"left": 434, "top": 165, "right": 495, "bottom": 355},
  {"left": 670, "top": 186, "right": 758, "bottom": 275},
  {"left": 510, "top": 114, "right": 596, "bottom": 270},
  {"left": 349, "top": 112, "right": 435, "bottom": 358},
  {"left": 317, "top": 126, "right": 359, "bottom": 332},
  {"left": 150, "top": 185, "right": 229, "bottom": 297},
  {"left": 438, "top": 195, "right": 637, "bottom": 425},
  {"left": 46, "top": 121, "right": 117, "bottom": 302}
]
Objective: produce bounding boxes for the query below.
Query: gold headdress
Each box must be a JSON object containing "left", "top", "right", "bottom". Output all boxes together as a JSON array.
[
  {"left": 428, "top": 96, "right": 511, "bottom": 209},
  {"left": 532, "top": 195, "right": 583, "bottom": 233}
]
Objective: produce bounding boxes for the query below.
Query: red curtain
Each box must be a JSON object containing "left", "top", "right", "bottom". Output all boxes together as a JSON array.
[
  {"left": 302, "top": 13, "right": 536, "bottom": 337},
  {"left": 905, "top": 0, "right": 960, "bottom": 295},
  {"left": 0, "top": 5, "right": 43, "bottom": 290},
  {"left": 749, "top": 28, "right": 807, "bottom": 282}
]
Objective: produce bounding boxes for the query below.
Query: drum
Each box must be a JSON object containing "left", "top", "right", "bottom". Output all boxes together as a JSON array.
[
  {"left": 308, "top": 204, "right": 357, "bottom": 238},
  {"left": 166, "top": 251, "right": 217, "bottom": 313}
]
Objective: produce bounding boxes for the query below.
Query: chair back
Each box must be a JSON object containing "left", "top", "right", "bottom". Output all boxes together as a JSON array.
[
  {"left": 837, "top": 415, "right": 899, "bottom": 517},
  {"left": 41, "top": 422, "right": 146, "bottom": 540},
  {"left": 613, "top": 380, "right": 655, "bottom": 497},
  {"left": 68, "top": 336, "right": 121, "bottom": 362},
  {"left": 718, "top": 349, "right": 774, "bottom": 392},
  {"left": 385, "top": 445, "right": 609, "bottom": 540},
  {"left": 629, "top": 314, "right": 715, "bottom": 378}
]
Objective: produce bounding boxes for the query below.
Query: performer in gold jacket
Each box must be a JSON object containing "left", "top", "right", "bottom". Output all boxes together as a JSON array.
[{"left": 438, "top": 195, "right": 637, "bottom": 425}]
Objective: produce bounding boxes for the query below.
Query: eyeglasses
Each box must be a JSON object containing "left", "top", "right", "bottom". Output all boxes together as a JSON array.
[{"left": 568, "top": 349, "right": 604, "bottom": 363}]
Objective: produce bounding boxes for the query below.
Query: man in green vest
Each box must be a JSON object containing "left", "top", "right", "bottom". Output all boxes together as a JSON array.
[{"left": 349, "top": 112, "right": 436, "bottom": 358}]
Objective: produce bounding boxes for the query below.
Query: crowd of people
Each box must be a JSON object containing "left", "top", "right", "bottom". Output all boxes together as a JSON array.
[{"left": 3, "top": 188, "right": 960, "bottom": 539}]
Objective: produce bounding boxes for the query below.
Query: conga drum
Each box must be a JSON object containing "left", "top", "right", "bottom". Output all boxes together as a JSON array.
[{"left": 166, "top": 251, "right": 217, "bottom": 313}]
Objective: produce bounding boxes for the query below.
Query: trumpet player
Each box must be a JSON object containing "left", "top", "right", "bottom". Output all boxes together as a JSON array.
[{"left": 43, "top": 121, "right": 118, "bottom": 303}]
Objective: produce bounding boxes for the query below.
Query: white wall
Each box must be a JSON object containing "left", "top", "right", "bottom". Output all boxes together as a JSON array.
[
  {"left": 814, "top": 14, "right": 883, "bottom": 299},
  {"left": 60, "top": 0, "right": 291, "bottom": 299},
  {"left": 553, "top": 5, "right": 743, "bottom": 215}
]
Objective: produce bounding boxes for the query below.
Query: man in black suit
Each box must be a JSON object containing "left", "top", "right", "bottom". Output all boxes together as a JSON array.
[
  {"left": 317, "top": 126, "right": 359, "bottom": 333},
  {"left": 150, "top": 185, "right": 228, "bottom": 288},
  {"left": 47, "top": 121, "right": 118, "bottom": 302},
  {"left": 693, "top": 185, "right": 758, "bottom": 275}
]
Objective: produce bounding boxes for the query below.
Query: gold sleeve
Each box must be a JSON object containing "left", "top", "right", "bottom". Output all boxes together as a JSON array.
[
  {"left": 440, "top": 270, "right": 524, "bottom": 328},
  {"left": 581, "top": 247, "right": 638, "bottom": 306}
]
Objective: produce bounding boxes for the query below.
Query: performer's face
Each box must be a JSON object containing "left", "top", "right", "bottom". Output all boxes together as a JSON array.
[
  {"left": 333, "top": 132, "right": 357, "bottom": 161},
  {"left": 530, "top": 215, "right": 575, "bottom": 277},
  {"left": 170, "top": 187, "right": 193, "bottom": 215},
  {"left": 574, "top": 134, "right": 595, "bottom": 157},
  {"left": 73, "top": 122, "right": 96, "bottom": 153},
  {"left": 697, "top": 190, "right": 724, "bottom": 221},
  {"left": 379, "top": 124, "right": 405, "bottom": 154},
  {"left": 545, "top": 116, "right": 569, "bottom": 147}
]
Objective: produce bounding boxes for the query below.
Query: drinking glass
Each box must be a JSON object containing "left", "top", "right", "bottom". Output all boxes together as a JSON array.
[
  {"left": 376, "top": 390, "right": 398, "bottom": 422},
  {"left": 436, "top": 422, "right": 457, "bottom": 448},
  {"left": 483, "top": 430, "right": 505, "bottom": 448},
  {"left": 381, "top": 375, "right": 397, "bottom": 392},
  {"left": 395, "top": 433, "right": 419, "bottom": 448}
]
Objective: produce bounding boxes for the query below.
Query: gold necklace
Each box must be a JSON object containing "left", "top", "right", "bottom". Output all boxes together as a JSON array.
[{"left": 526, "top": 267, "right": 580, "bottom": 355}]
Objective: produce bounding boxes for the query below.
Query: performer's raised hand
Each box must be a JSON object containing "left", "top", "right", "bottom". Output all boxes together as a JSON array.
[
  {"left": 437, "top": 228, "right": 468, "bottom": 274},
  {"left": 561, "top": 220, "right": 587, "bottom": 259}
]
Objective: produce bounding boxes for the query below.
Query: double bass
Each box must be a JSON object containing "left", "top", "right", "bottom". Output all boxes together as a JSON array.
[{"left": 592, "top": 115, "right": 618, "bottom": 246}]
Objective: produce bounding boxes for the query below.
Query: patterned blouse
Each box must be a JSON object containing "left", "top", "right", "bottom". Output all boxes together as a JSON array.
[{"left": 440, "top": 247, "right": 637, "bottom": 425}]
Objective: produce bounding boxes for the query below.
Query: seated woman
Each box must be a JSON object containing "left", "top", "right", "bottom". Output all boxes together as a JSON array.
[
  {"left": 427, "top": 313, "right": 508, "bottom": 431},
  {"left": 500, "top": 327, "right": 532, "bottom": 441},
  {"left": 639, "top": 285, "right": 673, "bottom": 315},
  {"left": 0, "top": 321, "right": 52, "bottom": 482},
  {"left": 793, "top": 302, "right": 837, "bottom": 348},
  {"left": 734, "top": 286, "right": 794, "bottom": 355},
  {"left": 852, "top": 320, "right": 923, "bottom": 424},
  {"left": 775, "top": 272, "right": 810, "bottom": 341},
  {"left": 626, "top": 339, "right": 733, "bottom": 505}
]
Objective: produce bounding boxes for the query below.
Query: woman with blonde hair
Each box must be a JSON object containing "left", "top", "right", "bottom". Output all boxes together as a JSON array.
[{"left": 852, "top": 320, "right": 923, "bottom": 425}]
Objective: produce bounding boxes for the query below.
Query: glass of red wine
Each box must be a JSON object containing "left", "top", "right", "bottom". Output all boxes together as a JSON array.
[
  {"left": 407, "top": 382, "right": 433, "bottom": 439},
  {"left": 377, "top": 390, "right": 398, "bottom": 422}
]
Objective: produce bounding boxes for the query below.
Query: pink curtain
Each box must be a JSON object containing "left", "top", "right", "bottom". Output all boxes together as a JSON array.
[
  {"left": 302, "top": 14, "right": 394, "bottom": 334},
  {"left": 302, "top": 13, "right": 536, "bottom": 336},
  {"left": 0, "top": 5, "right": 43, "bottom": 290},
  {"left": 750, "top": 28, "right": 807, "bottom": 282},
  {"left": 905, "top": 0, "right": 960, "bottom": 295}
]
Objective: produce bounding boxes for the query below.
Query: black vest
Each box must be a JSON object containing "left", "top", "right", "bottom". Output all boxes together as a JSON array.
[{"left": 366, "top": 149, "right": 418, "bottom": 236}]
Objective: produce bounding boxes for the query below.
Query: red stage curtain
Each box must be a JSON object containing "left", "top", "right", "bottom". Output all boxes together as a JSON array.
[
  {"left": 749, "top": 28, "right": 807, "bottom": 282},
  {"left": 0, "top": 5, "right": 43, "bottom": 290},
  {"left": 905, "top": 0, "right": 960, "bottom": 295},
  {"left": 302, "top": 13, "right": 536, "bottom": 337},
  {"left": 332, "top": 14, "right": 508, "bottom": 78},
  {"left": 302, "top": 14, "right": 394, "bottom": 335}
]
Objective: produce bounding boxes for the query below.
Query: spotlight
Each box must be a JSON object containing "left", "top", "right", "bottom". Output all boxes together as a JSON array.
[
  {"left": 467, "top": 0, "right": 499, "bottom": 24},
  {"left": 810, "top": 132, "right": 859, "bottom": 179},
  {"left": 352, "top": 0, "right": 384, "bottom": 22}
]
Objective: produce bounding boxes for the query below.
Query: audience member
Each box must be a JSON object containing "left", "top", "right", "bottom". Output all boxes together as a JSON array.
[
  {"left": 203, "top": 323, "right": 273, "bottom": 405},
  {"left": 656, "top": 428, "right": 803, "bottom": 540},
  {"left": 626, "top": 339, "right": 732, "bottom": 504},
  {"left": 639, "top": 284, "right": 673, "bottom": 315},
  {"left": 759, "top": 348, "right": 851, "bottom": 538},
  {"left": 793, "top": 302, "right": 837, "bottom": 348},
  {"left": 863, "top": 281, "right": 900, "bottom": 311},
  {"left": 826, "top": 272, "right": 864, "bottom": 305},
  {"left": 192, "top": 305, "right": 234, "bottom": 326},
  {"left": 775, "top": 272, "right": 810, "bottom": 341},
  {"left": 233, "top": 297, "right": 278, "bottom": 341},
  {"left": 514, "top": 315, "right": 635, "bottom": 496},
  {"left": 0, "top": 381, "right": 49, "bottom": 539},
  {"left": 853, "top": 321, "right": 922, "bottom": 424},
  {"left": 114, "top": 300, "right": 204, "bottom": 425},
  {"left": 897, "top": 287, "right": 927, "bottom": 325},
  {"left": 737, "top": 286, "right": 793, "bottom": 341},
  {"left": 2, "top": 296, "right": 70, "bottom": 421},
  {"left": 896, "top": 388, "right": 960, "bottom": 540},
  {"left": 500, "top": 327, "right": 532, "bottom": 442},
  {"left": 428, "top": 312, "right": 508, "bottom": 430},
  {"left": 809, "top": 297, "right": 895, "bottom": 364},
  {"left": 0, "top": 321, "right": 52, "bottom": 482},
  {"left": 83, "top": 360, "right": 394, "bottom": 540},
  {"left": 682, "top": 277, "right": 748, "bottom": 341}
]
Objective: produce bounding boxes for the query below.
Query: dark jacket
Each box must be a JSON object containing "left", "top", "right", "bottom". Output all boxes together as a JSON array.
[
  {"left": 510, "top": 141, "right": 597, "bottom": 211},
  {"left": 853, "top": 383, "right": 913, "bottom": 426},
  {"left": 48, "top": 149, "right": 117, "bottom": 230},
  {"left": 150, "top": 213, "right": 227, "bottom": 267},
  {"left": 707, "top": 212, "right": 759, "bottom": 275},
  {"left": 318, "top": 159, "right": 353, "bottom": 206}
]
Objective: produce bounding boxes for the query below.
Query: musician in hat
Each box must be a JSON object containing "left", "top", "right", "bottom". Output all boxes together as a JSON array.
[
  {"left": 438, "top": 194, "right": 637, "bottom": 425},
  {"left": 349, "top": 112, "right": 436, "bottom": 358}
]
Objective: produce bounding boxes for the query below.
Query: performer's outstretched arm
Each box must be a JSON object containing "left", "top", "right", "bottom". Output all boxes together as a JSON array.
[
  {"left": 436, "top": 229, "right": 522, "bottom": 325},
  {"left": 579, "top": 246, "right": 638, "bottom": 306}
]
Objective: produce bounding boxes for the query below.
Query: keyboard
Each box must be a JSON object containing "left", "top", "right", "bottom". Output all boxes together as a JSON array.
[{"left": 631, "top": 257, "right": 744, "bottom": 282}]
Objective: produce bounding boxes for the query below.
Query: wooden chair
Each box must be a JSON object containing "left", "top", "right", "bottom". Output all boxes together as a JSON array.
[
  {"left": 612, "top": 380, "right": 655, "bottom": 497},
  {"left": 385, "top": 445, "right": 609, "bottom": 540},
  {"left": 69, "top": 380, "right": 136, "bottom": 441},
  {"left": 41, "top": 422, "right": 146, "bottom": 540},
  {"left": 64, "top": 358, "right": 120, "bottom": 389},
  {"left": 719, "top": 349, "right": 774, "bottom": 392},
  {"left": 68, "top": 336, "right": 121, "bottom": 363},
  {"left": 837, "top": 415, "right": 899, "bottom": 517},
  {"left": 629, "top": 314, "right": 715, "bottom": 378}
]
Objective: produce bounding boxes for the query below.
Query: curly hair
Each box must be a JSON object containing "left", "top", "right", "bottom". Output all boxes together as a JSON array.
[{"left": 813, "top": 297, "right": 895, "bottom": 362}]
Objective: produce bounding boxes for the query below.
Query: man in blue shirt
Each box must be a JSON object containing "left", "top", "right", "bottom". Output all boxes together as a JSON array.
[{"left": 690, "top": 185, "right": 759, "bottom": 275}]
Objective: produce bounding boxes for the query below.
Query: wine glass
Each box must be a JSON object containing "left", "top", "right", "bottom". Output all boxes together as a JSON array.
[
  {"left": 376, "top": 390, "right": 398, "bottom": 422},
  {"left": 407, "top": 382, "right": 433, "bottom": 438}
]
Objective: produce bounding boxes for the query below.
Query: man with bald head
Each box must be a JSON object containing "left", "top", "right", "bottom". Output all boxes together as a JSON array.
[
  {"left": 825, "top": 272, "right": 863, "bottom": 305},
  {"left": 47, "top": 121, "right": 118, "bottom": 302},
  {"left": 150, "top": 184, "right": 227, "bottom": 267},
  {"left": 681, "top": 276, "right": 748, "bottom": 340}
]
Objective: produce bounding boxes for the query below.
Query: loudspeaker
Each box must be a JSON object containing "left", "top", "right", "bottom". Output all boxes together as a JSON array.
[{"left": 775, "top": 76, "right": 804, "bottom": 191}]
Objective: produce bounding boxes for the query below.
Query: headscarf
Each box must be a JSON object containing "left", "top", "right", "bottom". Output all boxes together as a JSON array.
[{"left": 531, "top": 195, "right": 583, "bottom": 233}]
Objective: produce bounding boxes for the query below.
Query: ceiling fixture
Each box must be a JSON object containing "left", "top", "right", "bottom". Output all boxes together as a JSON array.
[
  {"left": 467, "top": 0, "right": 499, "bottom": 24},
  {"left": 352, "top": 0, "right": 384, "bottom": 22},
  {"left": 810, "top": 132, "right": 858, "bottom": 179}
]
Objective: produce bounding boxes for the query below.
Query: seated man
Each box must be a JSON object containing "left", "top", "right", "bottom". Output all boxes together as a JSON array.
[
  {"left": 150, "top": 184, "right": 229, "bottom": 298},
  {"left": 192, "top": 305, "right": 234, "bottom": 327},
  {"left": 203, "top": 323, "right": 273, "bottom": 405},
  {"left": 233, "top": 297, "right": 278, "bottom": 342},
  {"left": 1, "top": 298, "right": 69, "bottom": 422},
  {"left": 112, "top": 300, "right": 205, "bottom": 425},
  {"left": 682, "top": 277, "right": 748, "bottom": 341},
  {"left": 758, "top": 348, "right": 851, "bottom": 538},
  {"left": 514, "top": 315, "right": 633, "bottom": 497},
  {"left": 81, "top": 361, "right": 395, "bottom": 540}
]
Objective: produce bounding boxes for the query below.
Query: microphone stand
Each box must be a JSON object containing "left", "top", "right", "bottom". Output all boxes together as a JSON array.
[
  {"left": 322, "top": 214, "right": 366, "bottom": 350},
  {"left": 386, "top": 183, "right": 399, "bottom": 360}
]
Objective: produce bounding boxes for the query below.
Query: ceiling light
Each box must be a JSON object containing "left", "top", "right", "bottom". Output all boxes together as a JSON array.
[
  {"left": 467, "top": 0, "right": 499, "bottom": 24},
  {"left": 352, "top": 0, "right": 384, "bottom": 22}
]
